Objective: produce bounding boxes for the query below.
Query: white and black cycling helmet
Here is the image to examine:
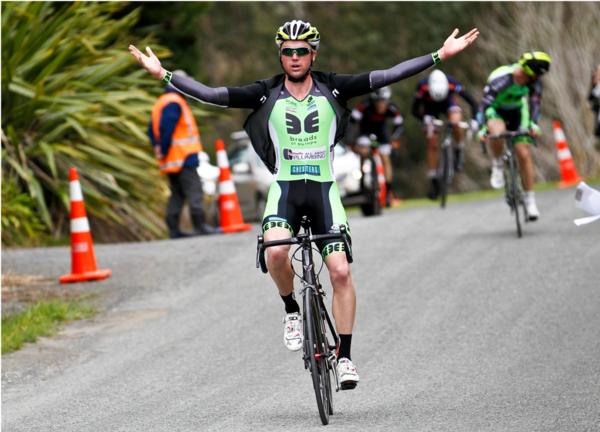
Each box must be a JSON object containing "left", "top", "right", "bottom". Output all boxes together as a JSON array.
[
  {"left": 428, "top": 69, "right": 449, "bottom": 102},
  {"left": 371, "top": 86, "right": 392, "bottom": 101},
  {"left": 275, "top": 20, "right": 320, "bottom": 51}
]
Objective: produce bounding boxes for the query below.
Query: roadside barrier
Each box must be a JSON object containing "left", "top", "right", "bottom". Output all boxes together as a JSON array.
[
  {"left": 59, "top": 167, "right": 112, "bottom": 284},
  {"left": 215, "top": 139, "right": 252, "bottom": 233},
  {"left": 553, "top": 120, "right": 582, "bottom": 188}
]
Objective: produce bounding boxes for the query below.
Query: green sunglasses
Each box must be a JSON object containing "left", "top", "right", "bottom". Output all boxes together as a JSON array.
[{"left": 281, "top": 47, "right": 312, "bottom": 57}]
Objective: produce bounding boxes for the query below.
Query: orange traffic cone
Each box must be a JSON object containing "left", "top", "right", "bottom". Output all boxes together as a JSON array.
[
  {"left": 553, "top": 120, "right": 582, "bottom": 188},
  {"left": 373, "top": 151, "right": 387, "bottom": 207},
  {"left": 59, "top": 168, "right": 111, "bottom": 284},
  {"left": 215, "top": 139, "right": 252, "bottom": 233}
]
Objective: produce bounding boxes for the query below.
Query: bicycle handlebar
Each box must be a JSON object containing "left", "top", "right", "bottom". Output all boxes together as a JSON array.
[
  {"left": 431, "top": 119, "right": 469, "bottom": 130},
  {"left": 481, "top": 129, "right": 537, "bottom": 154},
  {"left": 256, "top": 227, "right": 353, "bottom": 274},
  {"left": 488, "top": 129, "right": 530, "bottom": 140}
]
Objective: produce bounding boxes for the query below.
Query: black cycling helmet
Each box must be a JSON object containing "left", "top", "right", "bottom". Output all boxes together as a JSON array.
[
  {"left": 519, "top": 51, "right": 552, "bottom": 77},
  {"left": 275, "top": 20, "right": 320, "bottom": 51}
]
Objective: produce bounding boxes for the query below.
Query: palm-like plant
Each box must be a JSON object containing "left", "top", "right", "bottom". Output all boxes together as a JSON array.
[{"left": 2, "top": 2, "right": 209, "bottom": 245}]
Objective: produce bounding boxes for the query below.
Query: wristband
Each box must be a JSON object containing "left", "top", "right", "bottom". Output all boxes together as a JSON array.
[
  {"left": 432, "top": 50, "right": 442, "bottom": 65},
  {"left": 162, "top": 70, "right": 173, "bottom": 85}
]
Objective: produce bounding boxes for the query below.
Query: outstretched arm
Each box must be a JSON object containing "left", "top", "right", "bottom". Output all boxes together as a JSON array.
[
  {"left": 336, "top": 28, "right": 479, "bottom": 100},
  {"left": 371, "top": 28, "right": 479, "bottom": 89},
  {"left": 128, "top": 44, "right": 230, "bottom": 107}
]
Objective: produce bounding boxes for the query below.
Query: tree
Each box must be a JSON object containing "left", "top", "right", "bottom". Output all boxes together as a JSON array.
[{"left": 1, "top": 2, "right": 209, "bottom": 245}]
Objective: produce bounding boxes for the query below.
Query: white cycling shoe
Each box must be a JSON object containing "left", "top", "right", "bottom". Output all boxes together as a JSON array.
[
  {"left": 337, "top": 357, "right": 360, "bottom": 390},
  {"left": 283, "top": 312, "right": 303, "bottom": 352},
  {"left": 524, "top": 191, "right": 540, "bottom": 221},
  {"left": 490, "top": 160, "right": 505, "bottom": 189}
]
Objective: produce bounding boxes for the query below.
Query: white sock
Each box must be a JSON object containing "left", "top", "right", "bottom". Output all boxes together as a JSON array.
[
  {"left": 492, "top": 158, "right": 503, "bottom": 168},
  {"left": 427, "top": 169, "right": 437, "bottom": 178}
]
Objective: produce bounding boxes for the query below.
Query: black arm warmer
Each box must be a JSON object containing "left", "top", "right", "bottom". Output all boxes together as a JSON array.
[
  {"left": 460, "top": 90, "right": 479, "bottom": 120},
  {"left": 370, "top": 54, "right": 434, "bottom": 89},
  {"left": 170, "top": 74, "right": 229, "bottom": 107}
]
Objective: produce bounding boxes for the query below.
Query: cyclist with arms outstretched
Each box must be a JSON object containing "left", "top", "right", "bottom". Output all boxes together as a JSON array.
[
  {"left": 478, "top": 51, "right": 552, "bottom": 220},
  {"left": 129, "top": 21, "right": 478, "bottom": 389},
  {"left": 412, "top": 70, "right": 478, "bottom": 199}
]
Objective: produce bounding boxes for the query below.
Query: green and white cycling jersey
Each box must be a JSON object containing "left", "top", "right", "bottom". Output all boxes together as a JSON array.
[
  {"left": 268, "top": 86, "right": 336, "bottom": 182},
  {"left": 479, "top": 63, "right": 543, "bottom": 130}
]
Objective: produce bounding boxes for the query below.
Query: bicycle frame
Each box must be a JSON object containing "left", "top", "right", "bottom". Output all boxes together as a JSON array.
[
  {"left": 256, "top": 217, "right": 353, "bottom": 424},
  {"left": 432, "top": 119, "right": 468, "bottom": 208},
  {"left": 488, "top": 130, "right": 535, "bottom": 238}
]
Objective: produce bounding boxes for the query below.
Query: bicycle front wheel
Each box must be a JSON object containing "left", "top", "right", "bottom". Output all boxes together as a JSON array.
[
  {"left": 304, "top": 290, "right": 331, "bottom": 425},
  {"left": 507, "top": 157, "right": 522, "bottom": 238},
  {"left": 439, "top": 144, "right": 451, "bottom": 209}
]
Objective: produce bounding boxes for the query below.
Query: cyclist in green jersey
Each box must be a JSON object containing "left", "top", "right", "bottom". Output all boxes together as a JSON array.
[
  {"left": 129, "top": 20, "right": 478, "bottom": 389},
  {"left": 478, "top": 51, "right": 552, "bottom": 220}
]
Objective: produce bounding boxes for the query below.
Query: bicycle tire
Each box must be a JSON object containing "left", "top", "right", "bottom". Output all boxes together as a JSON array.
[
  {"left": 439, "top": 144, "right": 451, "bottom": 209},
  {"left": 304, "top": 288, "right": 330, "bottom": 425},
  {"left": 316, "top": 295, "right": 334, "bottom": 415},
  {"left": 508, "top": 156, "right": 522, "bottom": 238}
]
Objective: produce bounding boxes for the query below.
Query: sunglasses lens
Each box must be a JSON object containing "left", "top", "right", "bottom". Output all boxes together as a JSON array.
[{"left": 282, "top": 47, "right": 310, "bottom": 57}]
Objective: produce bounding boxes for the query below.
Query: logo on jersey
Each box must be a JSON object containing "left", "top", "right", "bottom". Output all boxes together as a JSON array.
[
  {"left": 290, "top": 165, "right": 321, "bottom": 176},
  {"left": 286, "top": 111, "right": 320, "bottom": 134},
  {"left": 283, "top": 148, "right": 326, "bottom": 161}
]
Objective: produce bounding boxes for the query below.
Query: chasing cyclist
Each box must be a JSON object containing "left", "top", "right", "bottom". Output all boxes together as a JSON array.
[
  {"left": 129, "top": 20, "right": 478, "bottom": 390},
  {"left": 412, "top": 70, "right": 478, "bottom": 199},
  {"left": 350, "top": 86, "right": 404, "bottom": 206},
  {"left": 478, "top": 51, "right": 552, "bottom": 220}
]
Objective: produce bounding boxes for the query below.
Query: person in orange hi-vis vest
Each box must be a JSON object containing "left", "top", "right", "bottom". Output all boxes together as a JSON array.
[{"left": 149, "top": 70, "right": 217, "bottom": 238}]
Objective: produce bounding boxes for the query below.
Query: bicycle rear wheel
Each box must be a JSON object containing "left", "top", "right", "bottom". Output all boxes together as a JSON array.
[{"left": 304, "top": 290, "right": 331, "bottom": 425}]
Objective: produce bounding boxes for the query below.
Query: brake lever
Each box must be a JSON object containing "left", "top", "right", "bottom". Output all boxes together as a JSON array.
[
  {"left": 256, "top": 236, "right": 268, "bottom": 273},
  {"left": 339, "top": 225, "right": 353, "bottom": 264}
]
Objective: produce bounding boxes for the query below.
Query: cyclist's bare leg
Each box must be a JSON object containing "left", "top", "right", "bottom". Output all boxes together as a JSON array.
[
  {"left": 426, "top": 132, "right": 439, "bottom": 172},
  {"left": 324, "top": 252, "right": 356, "bottom": 334},
  {"left": 487, "top": 118, "right": 506, "bottom": 157},
  {"left": 448, "top": 108, "right": 464, "bottom": 145},
  {"left": 264, "top": 227, "right": 294, "bottom": 296},
  {"left": 381, "top": 153, "right": 393, "bottom": 185},
  {"left": 515, "top": 143, "right": 535, "bottom": 191}
]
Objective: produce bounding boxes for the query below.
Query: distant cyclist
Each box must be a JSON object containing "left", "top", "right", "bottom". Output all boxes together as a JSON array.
[
  {"left": 589, "top": 64, "right": 600, "bottom": 138},
  {"left": 412, "top": 69, "right": 478, "bottom": 199},
  {"left": 129, "top": 21, "right": 478, "bottom": 390},
  {"left": 478, "top": 51, "right": 552, "bottom": 220},
  {"left": 350, "top": 86, "right": 404, "bottom": 206}
]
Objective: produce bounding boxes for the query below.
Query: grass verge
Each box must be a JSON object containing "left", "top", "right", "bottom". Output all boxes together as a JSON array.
[
  {"left": 2, "top": 298, "right": 96, "bottom": 354},
  {"left": 390, "top": 178, "right": 600, "bottom": 211}
]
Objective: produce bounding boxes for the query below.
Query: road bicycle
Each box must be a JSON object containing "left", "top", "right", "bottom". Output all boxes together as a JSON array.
[
  {"left": 486, "top": 130, "right": 535, "bottom": 238},
  {"left": 344, "top": 134, "right": 384, "bottom": 216},
  {"left": 431, "top": 119, "right": 469, "bottom": 208},
  {"left": 256, "top": 216, "right": 353, "bottom": 425}
]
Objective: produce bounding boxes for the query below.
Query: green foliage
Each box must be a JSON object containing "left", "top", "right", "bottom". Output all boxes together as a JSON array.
[
  {"left": 1, "top": 172, "right": 47, "bottom": 246},
  {"left": 1, "top": 2, "right": 211, "bottom": 245},
  {"left": 1, "top": 299, "right": 96, "bottom": 354}
]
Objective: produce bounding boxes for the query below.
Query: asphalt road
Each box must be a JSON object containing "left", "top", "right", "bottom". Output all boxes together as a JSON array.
[{"left": 2, "top": 188, "right": 600, "bottom": 431}]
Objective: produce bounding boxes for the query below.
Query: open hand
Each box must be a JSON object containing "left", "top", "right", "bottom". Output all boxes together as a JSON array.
[
  {"left": 439, "top": 28, "right": 479, "bottom": 61},
  {"left": 128, "top": 45, "right": 164, "bottom": 80}
]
